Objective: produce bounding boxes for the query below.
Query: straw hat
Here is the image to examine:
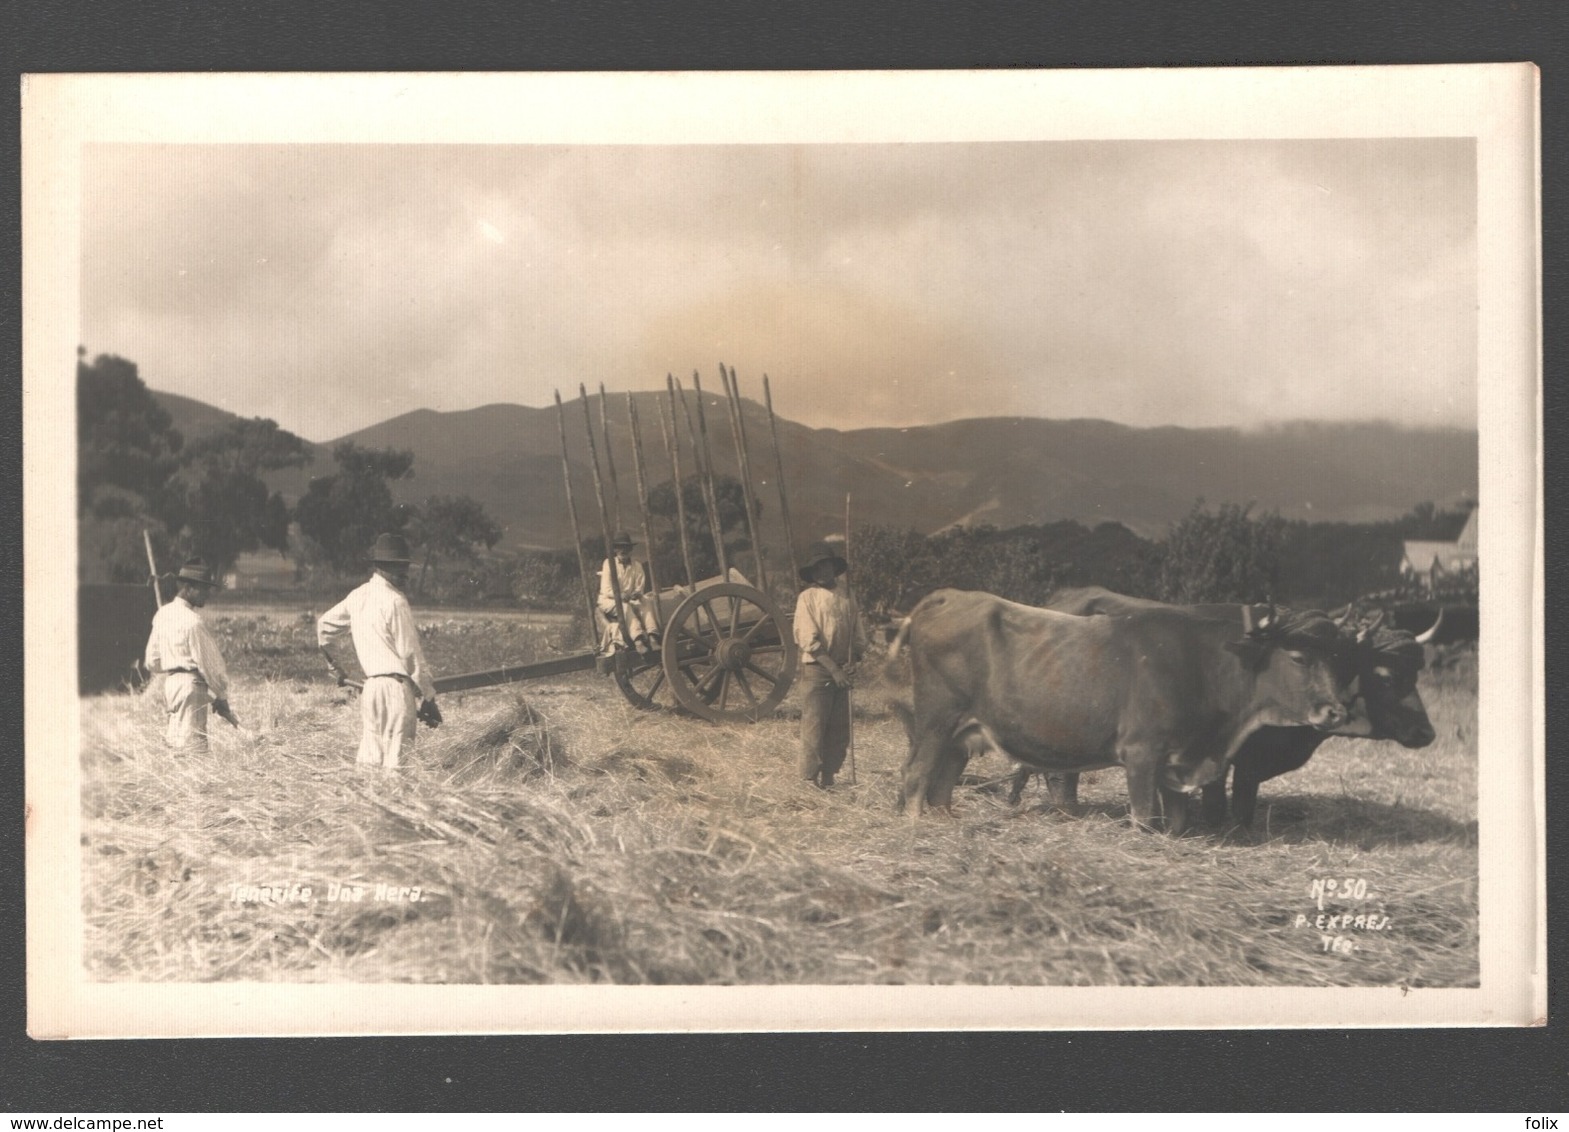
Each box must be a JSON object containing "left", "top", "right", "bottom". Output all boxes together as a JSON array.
[
  {"left": 798, "top": 541, "right": 848, "bottom": 581},
  {"left": 370, "top": 532, "right": 413, "bottom": 563},
  {"left": 175, "top": 557, "right": 218, "bottom": 587}
]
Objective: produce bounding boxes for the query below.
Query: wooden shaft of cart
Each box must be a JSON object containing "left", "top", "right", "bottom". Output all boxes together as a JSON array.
[
  {"left": 578, "top": 384, "right": 629, "bottom": 633},
  {"left": 598, "top": 382, "right": 622, "bottom": 532},
  {"left": 624, "top": 392, "right": 660, "bottom": 600},
  {"left": 342, "top": 650, "right": 602, "bottom": 696},
  {"left": 720, "top": 364, "right": 768, "bottom": 594},
  {"left": 761, "top": 375, "right": 801, "bottom": 596},
  {"left": 681, "top": 373, "right": 729, "bottom": 579},
  {"left": 554, "top": 390, "right": 601, "bottom": 637},
  {"left": 660, "top": 376, "right": 697, "bottom": 588}
]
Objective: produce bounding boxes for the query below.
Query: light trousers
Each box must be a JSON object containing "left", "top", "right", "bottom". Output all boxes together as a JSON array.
[
  {"left": 163, "top": 672, "right": 211, "bottom": 753},
  {"left": 359, "top": 675, "right": 418, "bottom": 770}
]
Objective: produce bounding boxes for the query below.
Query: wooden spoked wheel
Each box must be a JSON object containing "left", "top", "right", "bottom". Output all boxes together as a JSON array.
[
  {"left": 660, "top": 582, "right": 798, "bottom": 723},
  {"left": 612, "top": 647, "right": 673, "bottom": 712}
]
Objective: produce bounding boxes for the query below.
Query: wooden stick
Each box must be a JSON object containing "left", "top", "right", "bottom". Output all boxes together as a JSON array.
[
  {"left": 553, "top": 390, "right": 600, "bottom": 636},
  {"left": 684, "top": 372, "right": 729, "bottom": 579},
  {"left": 845, "top": 490, "right": 856, "bottom": 785},
  {"left": 578, "top": 384, "right": 628, "bottom": 635},
  {"left": 597, "top": 382, "right": 622, "bottom": 532},
  {"left": 720, "top": 364, "right": 768, "bottom": 593},
  {"left": 660, "top": 376, "right": 697, "bottom": 588},
  {"left": 761, "top": 374, "right": 801, "bottom": 595},
  {"left": 143, "top": 528, "right": 165, "bottom": 607},
  {"left": 624, "top": 392, "right": 660, "bottom": 600}
]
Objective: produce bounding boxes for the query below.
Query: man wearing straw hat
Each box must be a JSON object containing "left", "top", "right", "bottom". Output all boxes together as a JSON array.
[
  {"left": 794, "top": 540, "right": 867, "bottom": 788},
  {"left": 599, "top": 531, "right": 658, "bottom": 656},
  {"left": 317, "top": 532, "right": 441, "bottom": 772},
  {"left": 144, "top": 557, "right": 234, "bottom": 753}
]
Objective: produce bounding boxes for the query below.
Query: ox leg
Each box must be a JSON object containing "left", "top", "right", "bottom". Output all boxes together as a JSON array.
[
  {"left": 1200, "top": 776, "right": 1230, "bottom": 827},
  {"left": 898, "top": 731, "right": 954, "bottom": 816},
  {"left": 1160, "top": 787, "right": 1191, "bottom": 837},
  {"left": 1122, "top": 754, "right": 1160, "bottom": 832},
  {"left": 927, "top": 743, "right": 966, "bottom": 811},
  {"left": 1229, "top": 774, "right": 1263, "bottom": 830},
  {"left": 1047, "top": 772, "right": 1080, "bottom": 811}
]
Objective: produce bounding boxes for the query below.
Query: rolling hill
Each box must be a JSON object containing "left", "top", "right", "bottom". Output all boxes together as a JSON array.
[{"left": 152, "top": 389, "right": 1478, "bottom": 552}]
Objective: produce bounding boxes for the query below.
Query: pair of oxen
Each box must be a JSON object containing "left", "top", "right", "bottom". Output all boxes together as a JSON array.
[{"left": 889, "top": 586, "right": 1439, "bottom": 835}]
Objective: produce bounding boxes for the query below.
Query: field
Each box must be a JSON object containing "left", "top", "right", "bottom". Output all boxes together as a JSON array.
[{"left": 79, "top": 611, "right": 1479, "bottom": 986}]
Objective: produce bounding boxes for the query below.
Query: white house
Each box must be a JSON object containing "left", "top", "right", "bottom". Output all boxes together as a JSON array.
[{"left": 1400, "top": 507, "right": 1477, "bottom": 594}]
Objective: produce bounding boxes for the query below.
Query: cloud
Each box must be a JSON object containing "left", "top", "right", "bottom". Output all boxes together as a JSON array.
[{"left": 80, "top": 140, "right": 1476, "bottom": 440}]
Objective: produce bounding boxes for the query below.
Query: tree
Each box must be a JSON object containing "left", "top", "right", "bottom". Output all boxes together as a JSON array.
[
  {"left": 169, "top": 417, "right": 312, "bottom": 574},
  {"left": 1158, "top": 501, "right": 1286, "bottom": 605},
  {"left": 645, "top": 474, "right": 758, "bottom": 582},
  {"left": 77, "top": 352, "right": 185, "bottom": 513},
  {"left": 77, "top": 350, "right": 318, "bottom": 582},
  {"left": 76, "top": 352, "right": 187, "bottom": 582},
  {"left": 408, "top": 495, "right": 503, "bottom": 594},
  {"left": 852, "top": 525, "right": 933, "bottom": 616},
  {"left": 295, "top": 442, "right": 416, "bottom": 572}
]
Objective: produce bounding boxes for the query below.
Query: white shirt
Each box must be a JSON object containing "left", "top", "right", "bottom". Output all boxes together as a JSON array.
[
  {"left": 145, "top": 595, "right": 229, "bottom": 699},
  {"left": 598, "top": 557, "right": 651, "bottom": 613},
  {"left": 794, "top": 583, "right": 866, "bottom": 666},
  {"left": 317, "top": 573, "right": 436, "bottom": 700}
]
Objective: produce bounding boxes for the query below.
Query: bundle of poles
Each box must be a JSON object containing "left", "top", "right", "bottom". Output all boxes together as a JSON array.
[{"left": 552, "top": 364, "right": 803, "bottom": 637}]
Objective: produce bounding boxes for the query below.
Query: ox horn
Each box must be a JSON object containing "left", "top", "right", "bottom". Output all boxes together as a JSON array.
[
  {"left": 1413, "top": 607, "right": 1445, "bottom": 645},
  {"left": 1330, "top": 603, "right": 1356, "bottom": 628}
]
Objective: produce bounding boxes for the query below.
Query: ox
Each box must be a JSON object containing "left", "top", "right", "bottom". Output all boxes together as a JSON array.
[
  {"left": 892, "top": 589, "right": 1353, "bottom": 834},
  {"left": 1033, "top": 587, "right": 1439, "bottom": 827}
]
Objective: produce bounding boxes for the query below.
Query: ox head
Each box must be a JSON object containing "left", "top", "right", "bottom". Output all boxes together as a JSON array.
[
  {"left": 1226, "top": 605, "right": 1351, "bottom": 732},
  {"left": 1327, "top": 609, "right": 1438, "bottom": 747}
]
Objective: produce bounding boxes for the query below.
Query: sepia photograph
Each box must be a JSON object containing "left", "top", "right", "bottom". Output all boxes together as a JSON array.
[{"left": 23, "top": 67, "right": 1541, "bottom": 1035}]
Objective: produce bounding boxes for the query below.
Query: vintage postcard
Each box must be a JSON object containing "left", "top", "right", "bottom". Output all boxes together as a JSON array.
[{"left": 23, "top": 67, "right": 1542, "bottom": 1035}]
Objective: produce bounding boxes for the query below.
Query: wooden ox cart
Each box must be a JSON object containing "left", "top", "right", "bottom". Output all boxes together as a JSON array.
[{"left": 394, "top": 366, "right": 806, "bottom": 724}]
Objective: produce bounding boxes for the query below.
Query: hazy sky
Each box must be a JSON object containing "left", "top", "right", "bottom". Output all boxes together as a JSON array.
[{"left": 81, "top": 139, "right": 1476, "bottom": 441}]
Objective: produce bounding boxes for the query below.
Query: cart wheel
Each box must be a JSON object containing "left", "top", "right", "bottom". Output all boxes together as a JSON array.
[
  {"left": 661, "top": 582, "right": 798, "bottom": 723},
  {"left": 612, "top": 647, "right": 672, "bottom": 712}
]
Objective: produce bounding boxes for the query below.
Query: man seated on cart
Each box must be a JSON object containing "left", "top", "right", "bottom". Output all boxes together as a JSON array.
[{"left": 599, "top": 532, "right": 660, "bottom": 656}]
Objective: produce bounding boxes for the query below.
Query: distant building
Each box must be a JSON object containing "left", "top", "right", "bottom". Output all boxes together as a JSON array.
[
  {"left": 226, "top": 550, "right": 297, "bottom": 592},
  {"left": 1401, "top": 507, "right": 1477, "bottom": 596}
]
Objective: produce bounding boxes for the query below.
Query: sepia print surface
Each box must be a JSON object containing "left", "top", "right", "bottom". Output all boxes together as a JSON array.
[{"left": 24, "top": 68, "right": 1541, "bottom": 1035}]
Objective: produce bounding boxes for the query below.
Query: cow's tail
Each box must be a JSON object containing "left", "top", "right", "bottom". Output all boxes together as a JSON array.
[{"left": 881, "top": 616, "right": 914, "bottom": 689}]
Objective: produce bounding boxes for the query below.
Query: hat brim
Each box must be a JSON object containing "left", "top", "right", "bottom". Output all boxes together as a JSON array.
[
  {"left": 373, "top": 556, "right": 412, "bottom": 565},
  {"left": 798, "top": 555, "right": 848, "bottom": 581},
  {"left": 177, "top": 574, "right": 218, "bottom": 587}
]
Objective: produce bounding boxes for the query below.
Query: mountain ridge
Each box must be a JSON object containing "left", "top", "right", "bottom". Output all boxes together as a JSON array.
[{"left": 150, "top": 389, "right": 1478, "bottom": 551}]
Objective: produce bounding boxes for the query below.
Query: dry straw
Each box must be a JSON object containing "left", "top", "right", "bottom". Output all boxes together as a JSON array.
[{"left": 80, "top": 616, "right": 1479, "bottom": 986}]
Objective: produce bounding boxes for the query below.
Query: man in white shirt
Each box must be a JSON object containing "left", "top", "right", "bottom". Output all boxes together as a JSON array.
[
  {"left": 144, "top": 557, "right": 233, "bottom": 753},
  {"left": 793, "top": 541, "right": 867, "bottom": 788},
  {"left": 318, "top": 532, "right": 441, "bottom": 772},
  {"left": 599, "top": 531, "right": 659, "bottom": 655}
]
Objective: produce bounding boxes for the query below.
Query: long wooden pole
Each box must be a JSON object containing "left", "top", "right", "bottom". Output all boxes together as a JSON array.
[
  {"left": 143, "top": 529, "right": 165, "bottom": 607},
  {"left": 660, "top": 377, "right": 696, "bottom": 588},
  {"left": 761, "top": 374, "right": 801, "bottom": 595},
  {"left": 720, "top": 364, "right": 768, "bottom": 594},
  {"left": 845, "top": 489, "right": 856, "bottom": 785},
  {"left": 553, "top": 391, "right": 600, "bottom": 637},
  {"left": 597, "top": 382, "right": 622, "bottom": 532},
  {"left": 683, "top": 372, "right": 729, "bottom": 579},
  {"left": 624, "top": 392, "right": 660, "bottom": 601},
  {"left": 577, "top": 385, "right": 628, "bottom": 636}
]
